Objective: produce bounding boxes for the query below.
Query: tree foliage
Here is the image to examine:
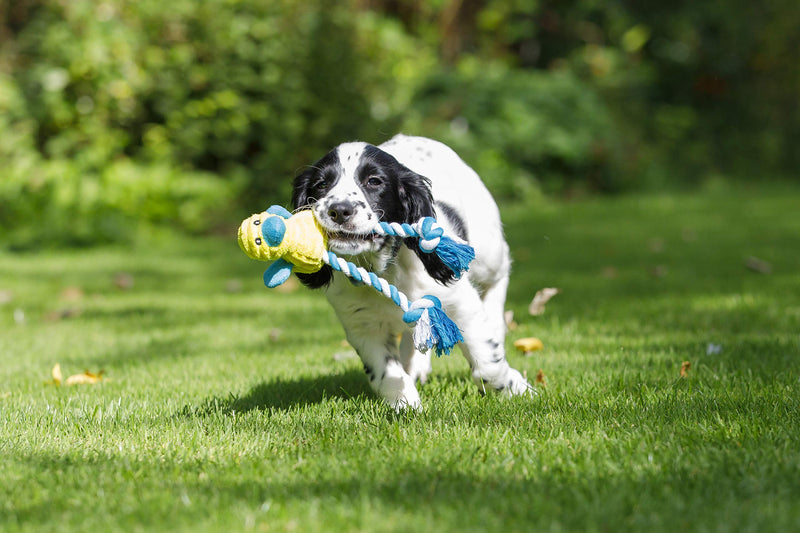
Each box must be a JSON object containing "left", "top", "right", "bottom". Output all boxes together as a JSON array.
[{"left": 1, "top": 0, "right": 797, "bottom": 246}]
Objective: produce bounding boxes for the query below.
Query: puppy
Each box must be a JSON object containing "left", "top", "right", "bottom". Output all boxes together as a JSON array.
[{"left": 292, "top": 134, "right": 532, "bottom": 409}]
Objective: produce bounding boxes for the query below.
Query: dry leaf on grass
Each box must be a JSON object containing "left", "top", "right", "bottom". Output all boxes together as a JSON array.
[
  {"left": 64, "top": 370, "right": 105, "bottom": 385},
  {"left": 224, "top": 279, "right": 243, "bottom": 293},
  {"left": 601, "top": 266, "right": 618, "bottom": 279},
  {"left": 272, "top": 275, "right": 300, "bottom": 293},
  {"left": 0, "top": 289, "right": 13, "bottom": 305},
  {"left": 50, "top": 363, "right": 63, "bottom": 385},
  {"left": 46, "top": 364, "right": 105, "bottom": 386},
  {"left": 504, "top": 310, "right": 518, "bottom": 331},
  {"left": 113, "top": 272, "right": 135, "bottom": 290},
  {"left": 535, "top": 369, "right": 547, "bottom": 387},
  {"left": 45, "top": 308, "right": 83, "bottom": 322},
  {"left": 528, "top": 288, "right": 560, "bottom": 316},
  {"left": 60, "top": 287, "right": 84, "bottom": 301},
  {"left": 744, "top": 256, "right": 772, "bottom": 274},
  {"left": 680, "top": 361, "right": 691, "bottom": 378},
  {"left": 514, "top": 337, "right": 544, "bottom": 355}
]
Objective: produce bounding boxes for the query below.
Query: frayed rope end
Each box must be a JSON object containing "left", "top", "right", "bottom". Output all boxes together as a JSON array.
[
  {"left": 403, "top": 296, "right": 463, "bottom": 356},
  {"left": 434, "top": 236, "right": 475, "bottom": 277}
]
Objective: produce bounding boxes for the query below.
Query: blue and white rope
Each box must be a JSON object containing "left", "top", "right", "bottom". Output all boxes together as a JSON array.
[
  {"left": 321, "top": 250, "right": 462, "bottom": 355},
  {"left": 373, "top": 217, "right": 447, "bottom": 252},
  {"left": 372, "top": 217, "right": 475, "bottom": 278}
]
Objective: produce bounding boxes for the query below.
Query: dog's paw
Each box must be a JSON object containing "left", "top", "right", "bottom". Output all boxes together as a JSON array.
[
  {"left": 381, "top": 375, "right": 423, "bottom": 412},
  {"left": 501, "top": 368, "right": 536, "bottom": 396}
]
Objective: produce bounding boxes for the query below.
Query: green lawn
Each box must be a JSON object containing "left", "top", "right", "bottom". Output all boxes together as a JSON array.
[{"left": 1, "top": 186, "right": 799, "bottom": 532}]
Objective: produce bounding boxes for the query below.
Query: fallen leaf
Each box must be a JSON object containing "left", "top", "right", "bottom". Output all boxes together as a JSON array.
[
  {"left": 648, "top": 238, "right": 665, "bottom": 253},
  {"left": 744, "top": 256, "right": 772, "bottom": 274},
  {"left": 528, "top": 288, "right": 560, "bottom": 316},
  {"left": 504, "top": 310, "right": 518, "bottom": 331},
  {"left": 60, "top": 287, "right": 84, "bottom": 301},
  {"left": 64, "top": 370, "right": 105, "bottom": 386},
  {"left": 601, "top": 266, "right": 618, "bottom": 279},
  {"left": 225, "top": 279, "right": 243, "bottom": 293},
  {"left": 114, "top": 272, "right": 135, "bottom": 290},
  {"left": 0, "top": 289, "right": 13, "bottom": 305},
  {"left": 649, "top": 265, "right": 668, "bottom": 278},
  {"left": 45, "top": 308, "right": 82, "bottom": 321},
  {"left": 680, "top": 361, "right": 691, "bottom": 378},
  {"left": 535, "top": 369, "right": 547, "bottom": 387},
  {"left": 514, "top": 337, "right": 544, "bottom": 355},
  {"left": 45, "top": 363, "right": 63, "bottom": 386},
  {"left": 272, "top": 275, "right": 299, "bottom": 293}
]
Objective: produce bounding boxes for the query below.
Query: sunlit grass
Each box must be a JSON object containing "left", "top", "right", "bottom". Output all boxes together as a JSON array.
[{"left": 1, "top": 186, "right": 799, "bottom": 532}]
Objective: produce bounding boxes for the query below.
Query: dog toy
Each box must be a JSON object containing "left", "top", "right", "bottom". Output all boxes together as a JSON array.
[{"left": 238, "top": 206, "right": 474, "bottom": 356}]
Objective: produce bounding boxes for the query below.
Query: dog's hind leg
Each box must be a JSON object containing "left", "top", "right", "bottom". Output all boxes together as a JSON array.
[{"left": 444, "top": 284, "right": 532, "bottom": 396}]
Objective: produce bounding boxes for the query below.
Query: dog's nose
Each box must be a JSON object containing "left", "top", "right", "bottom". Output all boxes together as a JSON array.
[{"left": 327, "top": 201, "right": 355, "bottom": 225}]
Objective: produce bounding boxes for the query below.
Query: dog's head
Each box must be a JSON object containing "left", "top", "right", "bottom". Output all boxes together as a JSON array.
[{"left": 292, "top": 142, "right": 455, "bottom": 288}]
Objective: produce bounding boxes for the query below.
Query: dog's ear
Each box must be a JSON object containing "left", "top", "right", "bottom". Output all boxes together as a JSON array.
[
  {"left": 295, "top": 266, "right": 333, "bottom": 289},
  {"left": 397, "top": 170, "right": 458, "bottom": 285},
  {"left": 292, "top": 168, "right": 315, "bottom": 211},
  {"left": 292, "top": 169, "right": 334, "bottom": 288}
]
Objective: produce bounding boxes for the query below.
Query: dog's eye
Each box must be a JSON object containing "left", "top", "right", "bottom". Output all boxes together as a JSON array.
[
  {"left": 315, "top": 179, "right": 328, "bottom": 190},
  {"left": 366, "top": 176, "right": 382, "bottom": 187}
]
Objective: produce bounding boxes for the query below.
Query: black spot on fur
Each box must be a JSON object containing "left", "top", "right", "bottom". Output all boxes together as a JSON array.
[{"left": 435, "top": 201, "right": 468, "bottom": 242}]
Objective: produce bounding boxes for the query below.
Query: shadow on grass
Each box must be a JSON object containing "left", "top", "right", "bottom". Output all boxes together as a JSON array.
[
  {"left": 184, "top": 369, "right": 374, "bottom": 416},
  {"left": 9, "top": 448, "right": 799, "bottom": 532}
]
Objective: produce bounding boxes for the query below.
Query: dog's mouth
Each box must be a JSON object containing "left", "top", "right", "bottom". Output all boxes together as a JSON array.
[
  {"left": 326, "top": 230, "right": 385, "bottom": 255},
  {"left": 327, "top": 230, "right": 377, "bottom": 242}
]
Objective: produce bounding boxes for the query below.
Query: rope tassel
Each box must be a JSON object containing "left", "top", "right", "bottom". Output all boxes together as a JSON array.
[
  {"left": 374, "top": 218, "right": 475, "bottom": 278},
  {"left": 323, "top": 251, "right": 463, "bottom": 356}
]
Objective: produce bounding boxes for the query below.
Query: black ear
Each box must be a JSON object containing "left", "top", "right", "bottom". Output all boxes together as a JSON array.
[
  {"left": 291, "top": 169, "right": 334, "bottom": 288},
  {"left": 397, "top": 170, "right": 458, "bottom": 285},
  {"left": 292, "top": 169, "right": 315, "bottom": 211},
  {"left": 295, "top": 267, "right": 333, "bottom": 289}
]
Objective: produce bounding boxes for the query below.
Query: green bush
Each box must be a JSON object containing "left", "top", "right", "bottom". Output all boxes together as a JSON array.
[
  {"left": 0, "top": 71, "right": 237, "bottom": 248},
  {"left": 405, "top": 60, "right": 620, "bottom": 198},
  {"left": 1, "top": 0, "right": 397, "bottom": 247}
]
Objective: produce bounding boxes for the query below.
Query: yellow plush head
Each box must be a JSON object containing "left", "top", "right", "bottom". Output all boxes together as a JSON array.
[{"left": 238, "top": 207, "right": 328, "bottom": 285}]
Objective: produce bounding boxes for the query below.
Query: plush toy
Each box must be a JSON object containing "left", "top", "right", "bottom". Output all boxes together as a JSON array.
[{"left": 238, "top": 205, "right": 475, "bottom": 356}]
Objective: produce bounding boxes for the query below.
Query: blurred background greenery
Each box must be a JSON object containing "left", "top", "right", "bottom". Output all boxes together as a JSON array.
[{"left": 1, "top": 0, "right": 798, "bottom": 248}]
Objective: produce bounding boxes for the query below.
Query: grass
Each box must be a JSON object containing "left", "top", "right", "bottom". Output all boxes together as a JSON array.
[{"left": 1, "top": 185, "right": 799, "bottom": 532}]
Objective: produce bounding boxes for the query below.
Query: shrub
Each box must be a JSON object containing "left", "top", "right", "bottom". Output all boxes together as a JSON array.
[
  {"left": 405, "top": 60, "right": 621, "bottom": 198},
  {"left": 1, "top": 0, "right": 396, "bottom": 247}
]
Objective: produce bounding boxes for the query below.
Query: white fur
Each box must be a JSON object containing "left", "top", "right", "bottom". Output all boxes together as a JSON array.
[{"left": 306, "top": 135, "right": 531, "bottom": 410}]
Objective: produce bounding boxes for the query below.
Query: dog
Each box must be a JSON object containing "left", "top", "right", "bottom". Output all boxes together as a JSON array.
[{"left": 292, "top": 134, "right": 532, "bottom": 410}]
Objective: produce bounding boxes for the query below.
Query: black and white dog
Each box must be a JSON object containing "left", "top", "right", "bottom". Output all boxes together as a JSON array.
[{"left": 292, "top": 134, "right": 532, "bottom": 410}]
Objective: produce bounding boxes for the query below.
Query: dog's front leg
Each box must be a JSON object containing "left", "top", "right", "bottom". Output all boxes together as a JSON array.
[{"left": 348, "top": 333, "right": 422, "bottom": 411}]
